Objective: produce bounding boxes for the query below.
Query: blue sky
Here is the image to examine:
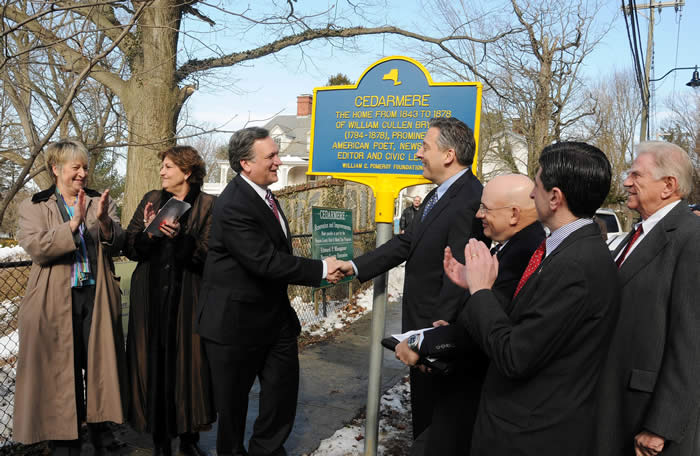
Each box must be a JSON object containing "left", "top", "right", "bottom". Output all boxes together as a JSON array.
[{"left": 184, "top": 1, "right": 698, "bottom": 143}]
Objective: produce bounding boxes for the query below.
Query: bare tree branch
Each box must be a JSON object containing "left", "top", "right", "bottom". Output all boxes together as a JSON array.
[
  {"left": 174, "top": 25, "right": 519, "bottom": 82},
  {"left": 1, "top": 3, "right": 130, "bottom": 93},
  {"left": 0, "top": 0, "right": 149, "bottom": 225}
]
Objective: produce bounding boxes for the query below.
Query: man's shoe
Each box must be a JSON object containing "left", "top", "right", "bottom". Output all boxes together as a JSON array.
[{"left": 179, "top": 442, "right": 208, "bottom": 456}]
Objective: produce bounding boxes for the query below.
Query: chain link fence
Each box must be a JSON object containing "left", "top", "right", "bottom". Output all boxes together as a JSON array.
[
  {"left": 0, "top": 231, "right": 377, "bottom": 448},
  {"left": 0, "top": 260, "right": 30, "bottom": 450},
  {"left": 289, "top": 231, "right": 375, "bottom": 328}
]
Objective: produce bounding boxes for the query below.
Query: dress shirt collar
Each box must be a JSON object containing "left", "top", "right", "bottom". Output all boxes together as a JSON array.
[
  {"left": 239, "top": 173, "right": 287, "bottom": 236},
  {"left": 616, "top": 199, "right": 682, "bottom": 262},
  {"left": 545, "top": 218, "right": 593, "bottom": 258},
  {"left": 436, "top": 168, "right": 468, "bottom": 200},
  {"left": 491, "top": 239, "right": 508, "bottom": 254},
  {"left": 638, "top": 199, "right": 681, "bottom": 234},
  {"left": 240, "top": 173, "right": 269, "bottom": 202}
]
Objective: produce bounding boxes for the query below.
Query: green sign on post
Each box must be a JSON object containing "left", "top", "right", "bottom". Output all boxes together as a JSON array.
[{"left": 311, "top": 207, "right": 353, "bottom": 288}]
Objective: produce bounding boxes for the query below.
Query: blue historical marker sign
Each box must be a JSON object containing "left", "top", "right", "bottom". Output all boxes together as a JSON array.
[{"left": 308, "top": 56, "right": 482, "bottom": 177}]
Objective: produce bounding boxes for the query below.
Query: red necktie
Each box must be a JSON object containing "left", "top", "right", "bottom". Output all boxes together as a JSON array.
[
  {"left": 513, "top": 239, "right": 546, "bottom": 298},
  {"left": 265, "top": 190, "right": 280, "bottom": 222},
  {"left": 616, "top": 225, "right": 643, "bottom": 267}
]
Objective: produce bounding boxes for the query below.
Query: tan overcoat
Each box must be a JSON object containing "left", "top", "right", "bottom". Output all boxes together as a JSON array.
[{"left": 13, "top": 186, "right": 128, "bottom": 444}]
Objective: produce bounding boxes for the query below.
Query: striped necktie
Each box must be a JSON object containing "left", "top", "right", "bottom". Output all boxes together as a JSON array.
[{"left": 265, "top": 189, "right": 280, "bottom": 222}]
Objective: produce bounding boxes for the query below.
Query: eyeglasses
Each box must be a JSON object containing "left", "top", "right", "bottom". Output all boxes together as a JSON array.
[{"left": 478, "top": 203, "right": 512, "bottom": 214}]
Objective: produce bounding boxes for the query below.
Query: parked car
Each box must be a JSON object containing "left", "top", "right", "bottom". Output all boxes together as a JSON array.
[{"left": 595, "top": 208, "right": 626, "bottom": 251}]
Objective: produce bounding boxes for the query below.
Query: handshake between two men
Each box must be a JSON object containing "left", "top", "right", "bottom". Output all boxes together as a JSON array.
[
  {"left": 322, "top": 258, "right": 358, "bottom": 284},
  {"left": 324, "top": 238, "right": 496, "bottom": 289}
]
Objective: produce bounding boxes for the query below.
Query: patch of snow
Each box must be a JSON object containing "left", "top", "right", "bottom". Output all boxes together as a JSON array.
[
  {"left": 0, "top": 246, "right": 28, "bottom": 263},
  {"left": 0, "top": 366, "right": 15, "bottom": 446},
  {"left": 308, "top": 376, "right": 411, "bottom": 456},
  {"left": 0, "top": 331, "right": 17, "bottom": 360}
]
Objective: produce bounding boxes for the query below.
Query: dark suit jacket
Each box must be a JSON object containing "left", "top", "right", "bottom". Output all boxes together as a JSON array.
[
  {"left": 421, "top": 221, "right": 546, "bottom": 361},
  {"left": 596, "top": 201, "right": 700, "bottom": 456},
  {"left": 354, "top": 169, "right": 485, "bottom": 331},
  {"left": 463, "top": 223, "right": 620, "bottom": 456},
  {"left": 196, "top": 174, "right": 323, "bottom": 346}
]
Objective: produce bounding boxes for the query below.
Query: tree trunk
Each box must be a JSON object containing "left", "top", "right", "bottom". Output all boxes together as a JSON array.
[{"left": 120, "top": 0, "right": 186, "bottom": 223}]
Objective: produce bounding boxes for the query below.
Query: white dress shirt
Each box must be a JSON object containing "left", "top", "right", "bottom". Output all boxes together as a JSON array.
[{"left": 615, "top": 200, "right": 681, "bottom": 265}]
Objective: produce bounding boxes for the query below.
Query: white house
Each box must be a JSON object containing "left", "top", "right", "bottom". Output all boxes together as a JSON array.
[
  {"left": 480, "top": 129, "right": 529, "bottom": 180},
  {"left": 204, "top": 94, "right": 326, "bottom": 196}
]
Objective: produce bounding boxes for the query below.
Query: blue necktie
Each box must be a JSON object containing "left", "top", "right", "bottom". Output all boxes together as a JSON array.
[{"left": 421, "top": 192, "right": 438, "bottom": 221}]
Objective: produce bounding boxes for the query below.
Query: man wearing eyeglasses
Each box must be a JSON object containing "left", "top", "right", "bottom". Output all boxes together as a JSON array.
[
  {"left": 455, "top": 142, "right": 619, "bottom": 455},
  {"left": 395, "top": 173, "right": 545, "bottom": 456},
  {"left": 596, "top": 141, "right": 700, "bottom": 456}
]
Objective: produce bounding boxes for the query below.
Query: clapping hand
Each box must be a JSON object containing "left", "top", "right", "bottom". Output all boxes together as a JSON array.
[
  {"left": 143, "top": 201, "right": 157, "bottom": 227},
  {"left": 96, "top": 189, "right": 113, "bottom": 239},
  {"left": 143, "top": 202, "right": 157, "bottom": 239},
  {"left": 443, "top": 246, "right": 468, "bottom": 289},
  {"left": 69, "top": 189, "right": 87, "bottom": 233},
  {"left": 464, "top": 239, "right": 498, "bottom": 294}
]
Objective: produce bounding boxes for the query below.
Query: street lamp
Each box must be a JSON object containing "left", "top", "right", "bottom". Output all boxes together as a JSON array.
[
  {"left": 686, "top": 67, "right": 700, "bottom": 88},
  {"left": 648, "top": 65, "right": 700, "bottom": 86},
  {"left": 640, "top": 65, "right": 700, "bottom": 142}
]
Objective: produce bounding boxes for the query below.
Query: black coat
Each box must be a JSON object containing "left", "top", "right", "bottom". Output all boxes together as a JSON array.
[
  {"left": 195, "top": 174, "right": 322, "bottom": 346},
  {"left": 596, "top": 201, "right": 700, "bottom": 456},
  {"left": 421, "top": 221, "right": 547, "bottom": 360},
  {"left": 464, "top": 223, "right": 620, "bottom": 456},
  {"left": 415, "top": 221, "right": 545, "bottom": 456},
  {"left": 125, "top": 187, "right": 216, "bottom": 435},
  {"left": 400, "top": 205, "right": 419, "bottom": 231},
  {"left": 354, "top": 169, "right": 486, "bottom": 331}
]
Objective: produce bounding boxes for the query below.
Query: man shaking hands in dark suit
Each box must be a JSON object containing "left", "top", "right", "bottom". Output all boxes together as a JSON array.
[
  {"left": 337, "top": 117, "right": 487, "bottom": 440},
  {"left": 196, "top": 127, "right": 343, "bottom": 456}
]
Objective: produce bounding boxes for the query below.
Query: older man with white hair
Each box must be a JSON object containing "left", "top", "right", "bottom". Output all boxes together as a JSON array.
[{"left": 596, "top": 141, "right": 700, "bottom": 456}]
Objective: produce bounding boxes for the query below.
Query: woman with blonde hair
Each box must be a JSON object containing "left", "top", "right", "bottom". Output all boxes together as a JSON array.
[{"left": 14, "top": 139, "right": 127, "bottom": 455}]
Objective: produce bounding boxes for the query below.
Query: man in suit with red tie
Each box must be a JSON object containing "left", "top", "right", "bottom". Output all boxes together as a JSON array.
[
  {"left": 196, "top": 127, "right": 342, "bottom": 456},
  {"left": 338, "top": 117, "right": 487, "bottom": 441},
  {"left": 458, "top": 142, "right": 620, "bottom": 455},
  {"left": 596, "top": 141, "right": 700, "bottom": 456}
]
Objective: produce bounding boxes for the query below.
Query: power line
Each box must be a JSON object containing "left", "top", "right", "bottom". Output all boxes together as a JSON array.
[
  {"left": 672, "top": 5, "right": 683, "bottom": 92},
  {"left": 622, "top": 0, "right": 646, "bottom": 107}
]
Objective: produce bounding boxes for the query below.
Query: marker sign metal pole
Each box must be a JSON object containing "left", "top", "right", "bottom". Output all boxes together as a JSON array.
[{"left": 307, "top": 56, "right": 482, "bottom": 456}]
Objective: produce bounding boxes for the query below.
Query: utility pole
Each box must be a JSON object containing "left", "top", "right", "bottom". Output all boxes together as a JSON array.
[{"left": 623, "top": 1, "right": 685, "bottom": 141}]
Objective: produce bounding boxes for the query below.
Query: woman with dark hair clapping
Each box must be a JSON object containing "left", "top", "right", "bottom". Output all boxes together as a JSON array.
[{"left": 125, "top": 146, "right": 216, "bottom": 456}]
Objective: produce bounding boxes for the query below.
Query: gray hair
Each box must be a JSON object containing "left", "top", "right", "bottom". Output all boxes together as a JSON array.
[
  {"left": 45, "top": 139, "right": 89, "bottom": 183},
  {"left": 636, "top": 141, "right": 694, "bottom": 198},
  {"left": 228, "top": 127, "right": 269, "bottom": 173},
  {"left": 428, "top": 117, "right": 476, "bottom": 167}
]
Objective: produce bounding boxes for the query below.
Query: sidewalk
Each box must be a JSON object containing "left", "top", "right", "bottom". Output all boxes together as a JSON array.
[{"left": 116, "top": 294, "right": 407, "bottom": 456}]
